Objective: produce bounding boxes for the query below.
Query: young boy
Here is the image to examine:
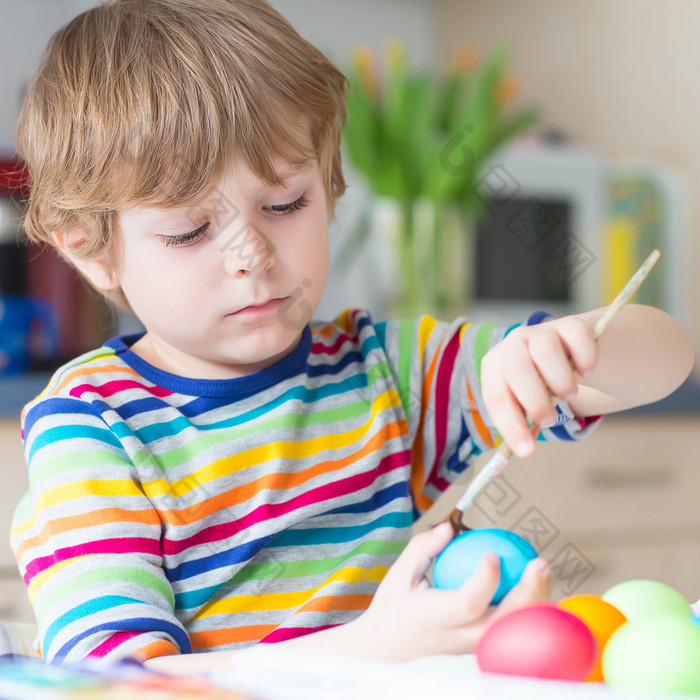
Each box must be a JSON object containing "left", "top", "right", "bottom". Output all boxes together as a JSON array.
[{"left": 9, "top": 0, "right": 693, "bottom": 673}]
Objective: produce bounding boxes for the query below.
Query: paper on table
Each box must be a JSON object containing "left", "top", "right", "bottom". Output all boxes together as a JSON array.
[{"left": 0, "top": 656, "right": 247, "bottom": 700}]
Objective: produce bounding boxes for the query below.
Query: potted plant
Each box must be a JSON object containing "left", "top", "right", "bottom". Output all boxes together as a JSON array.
[{"left": 338, "top": 39, "right": 539, "bottom": 319}]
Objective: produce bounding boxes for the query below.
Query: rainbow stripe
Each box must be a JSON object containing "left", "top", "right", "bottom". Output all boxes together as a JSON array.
[{"left": 10, "top": 308, "right": 598, "bottom": 663}]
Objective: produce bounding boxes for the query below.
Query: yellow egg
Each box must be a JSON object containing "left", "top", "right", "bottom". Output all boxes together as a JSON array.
[{"left": 559, "top": 594, "right": 627, "bottom": 681}]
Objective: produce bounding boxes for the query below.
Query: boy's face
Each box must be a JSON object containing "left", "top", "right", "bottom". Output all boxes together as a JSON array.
[{"left": 112, "top": 155, "right": 330, "bottom": 379}]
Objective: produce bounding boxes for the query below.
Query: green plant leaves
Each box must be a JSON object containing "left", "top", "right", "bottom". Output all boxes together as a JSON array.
[
  {"left": 343, "top": 42, "right": 538, "bottom": 206},
  {"left": 340, "top": 42, "right": 539, "bottom": 273}
]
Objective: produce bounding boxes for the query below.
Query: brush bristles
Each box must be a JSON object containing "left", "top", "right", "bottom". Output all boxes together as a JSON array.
[{"left": 447, "top": 508, "right": 468, "bottom": 535}]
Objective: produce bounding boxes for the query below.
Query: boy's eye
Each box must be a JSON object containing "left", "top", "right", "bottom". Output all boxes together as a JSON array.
[
  {"left": 159, "top": 194, "right": 308, "bottom": 247},
  {"left": 161, "top": 222, "right": 210, "bottom": 248},
  {"left": 264, "top": 194, "right": 309, "bottom": 216}
]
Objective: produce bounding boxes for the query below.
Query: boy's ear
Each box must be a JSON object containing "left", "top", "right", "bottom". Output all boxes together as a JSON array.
[{"left": 52, "top": 229, "right": 121, "bottom": 291}]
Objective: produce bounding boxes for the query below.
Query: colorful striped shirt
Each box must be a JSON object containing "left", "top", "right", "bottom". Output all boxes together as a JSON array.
[{"left": 10, "top": 308, "right": 599, "bottom": 664}]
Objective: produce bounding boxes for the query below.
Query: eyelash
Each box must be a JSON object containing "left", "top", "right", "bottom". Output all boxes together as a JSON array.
[{"left": 161, "top": 195, "right": 310, "bottom": 247}]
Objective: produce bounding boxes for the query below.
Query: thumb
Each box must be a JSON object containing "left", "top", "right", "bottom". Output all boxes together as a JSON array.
[{"left": 391, "top": 521, "right": 454, "bottom": 589}]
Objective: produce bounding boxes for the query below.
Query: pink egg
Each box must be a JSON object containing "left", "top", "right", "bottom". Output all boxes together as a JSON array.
[{"left": 476, "top": 603, "right": 598, "bottom": 681}]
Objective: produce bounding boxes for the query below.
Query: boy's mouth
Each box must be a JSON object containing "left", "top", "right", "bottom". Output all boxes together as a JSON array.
[{"left": 228, "top": 297, "right": 287, "bottom": 317}]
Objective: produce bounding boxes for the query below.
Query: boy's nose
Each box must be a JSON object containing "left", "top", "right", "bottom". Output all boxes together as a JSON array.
[{"left": 219, "top": 222, "right": 275, "bottom": 277}]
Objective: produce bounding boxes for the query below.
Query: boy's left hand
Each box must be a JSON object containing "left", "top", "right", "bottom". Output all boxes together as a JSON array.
[
  {"left": 480, "top": 315, "right": 599, "bottom": 458},
  {"left": 356, "top": 522, "right": 552, "bottom": 660}
]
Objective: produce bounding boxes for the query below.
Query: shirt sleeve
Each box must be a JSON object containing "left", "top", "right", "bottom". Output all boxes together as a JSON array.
[
  {"left": 10, "top": 397, "right": 191, "bottom": 664},
  {"left": 373, "top": 312, "right": 601, "bottom": 515}
]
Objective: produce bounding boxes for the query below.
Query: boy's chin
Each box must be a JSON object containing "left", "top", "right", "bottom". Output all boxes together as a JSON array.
[{"left": 216, "top": 326, "right": 305, "bottom": 366}]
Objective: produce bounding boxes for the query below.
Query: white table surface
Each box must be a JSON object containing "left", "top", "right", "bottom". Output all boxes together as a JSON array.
[{"left": 209, "top": 645, "right": 688, "bottom": 700}]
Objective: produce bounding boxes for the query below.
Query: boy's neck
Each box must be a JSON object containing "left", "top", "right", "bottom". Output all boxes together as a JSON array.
[{"left": 128, "top": 330, "right": 305, "bottom": 380}]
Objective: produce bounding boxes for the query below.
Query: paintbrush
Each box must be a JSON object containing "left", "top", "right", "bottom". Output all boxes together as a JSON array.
[{"left": 445, "top": 248, "right": 662, "bottom": 535}]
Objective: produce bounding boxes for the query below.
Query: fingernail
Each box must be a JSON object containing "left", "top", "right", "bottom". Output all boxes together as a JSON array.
[
  {"left": 540, "top": 414, "right": 558, "bottom": 428},
  {"left": 432, "top": 521, "right": 452, "bottom": 535},
  {"left": 535, "top": 558, "right": 551, "bottom": 578},
  {"left": 514, "top": 441, "right": 532, "bottom": 458}
]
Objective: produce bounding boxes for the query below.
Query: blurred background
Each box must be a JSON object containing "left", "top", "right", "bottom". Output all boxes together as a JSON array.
[
  {"left": 1, "top": 0, "right": 698, "bottom": 373},
  {"left": 0, "top": 0, "right": 698, "bottom": 616}
]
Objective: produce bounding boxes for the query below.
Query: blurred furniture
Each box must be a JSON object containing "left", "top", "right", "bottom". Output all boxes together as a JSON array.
[
  {"left": 0, "top": 420, "right": 35, "bottom": 626},
  {"left": 0, "top": 620, "right": 38, "bottom": 659},
  {"left": 0, "top": 157, "right": 115, "bottom": 376}
]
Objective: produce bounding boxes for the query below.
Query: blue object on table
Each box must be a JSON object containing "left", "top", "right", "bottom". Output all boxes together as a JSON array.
[{"left": 0, "top": 295, "right": 59, "bottom": 375}]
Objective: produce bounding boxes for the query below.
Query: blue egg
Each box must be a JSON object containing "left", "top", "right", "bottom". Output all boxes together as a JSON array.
[{"left": 432, "top": 528, "right": 538, "bottom": 604}]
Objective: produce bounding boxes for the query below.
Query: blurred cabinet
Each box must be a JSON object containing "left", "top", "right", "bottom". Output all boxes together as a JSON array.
[
  {"left": 421, "top": 415, "right": 700, "bottom": 603},
  {"left": 0, "top": 575, "right": 33, "bottom": 623},
  {"left": 0, "top": 419, "right": 33, "bottom": 621}
]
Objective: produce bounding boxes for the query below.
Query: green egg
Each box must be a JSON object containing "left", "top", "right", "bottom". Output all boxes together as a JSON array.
[
  {"left": 602, "top": 615, "right": 700, "bottom": 694},
  {"left": 601, "top": 579, "right": 691, "bottom": 621}
]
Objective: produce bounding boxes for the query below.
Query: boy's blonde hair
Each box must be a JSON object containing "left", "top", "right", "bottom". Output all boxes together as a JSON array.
[{"left": 15, "top": 0, "right": 349, "bottom": 310}]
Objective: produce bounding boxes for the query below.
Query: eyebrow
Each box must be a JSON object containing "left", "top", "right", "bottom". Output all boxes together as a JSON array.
[{"left": 141, "top": 163, "right": 314, "bottom": 226}]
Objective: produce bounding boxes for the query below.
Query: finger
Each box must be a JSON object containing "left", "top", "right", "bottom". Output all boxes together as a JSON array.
[
  {"left": 503, "top": 343, "right": 559, "bottom": 428},
  {"left": 492, "top": 557, "right": 552, "bottom": 618},
  {"left": 483, "top": 373, "right": 538, "bottom": 458},
  {"left": 418, "top": 576, "right": 431, "bottom": 591},
  {"left": 518, "top": 556, "right": 552, "bottom": 601},
  {"left": 415, "top": 554, "right": 501, "bottom": 656},
  {"left": 451, "top": 605, "right": 505, "bottom": 653},
  {"left": 528, "top": 330, "right": 580, "bottom": 401},
  {"left": 389, "top": 522, "right": 454, "bottom": 589},
  {"left": 444, "top": 617, "right": 492, "bottom": 655},
  {"left": 555, "top": 318, "right": 599, "bottom": 378},
  {"left": 450, "top": 552, "right": 502, "bottom": 625}
]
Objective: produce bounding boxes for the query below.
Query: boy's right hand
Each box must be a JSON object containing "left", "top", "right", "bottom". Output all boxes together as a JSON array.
[{"left": 356, "top": 521, "right": 552, "bottom": 661}]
